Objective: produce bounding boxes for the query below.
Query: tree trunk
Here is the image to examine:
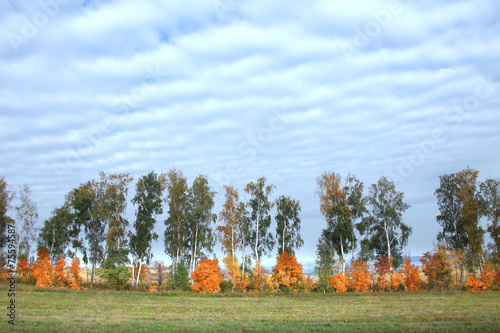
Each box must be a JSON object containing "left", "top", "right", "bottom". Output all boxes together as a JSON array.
[
  {"left": 136, "top": 261, "right": 142, "bottom": 287},
  {"left": 192, "top": 226, "right": 198, "bottom": 280},
  {"left": 132, "top": 261, "right": 136, "bottom": 287},
  {"left": 282, "top": 224, "right": 286, "bottom": 255},
  {"left": 340, "top": 238, "right": 345, "bottom": 274}
]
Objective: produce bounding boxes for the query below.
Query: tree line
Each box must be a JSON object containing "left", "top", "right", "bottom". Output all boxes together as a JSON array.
[{"left": 0, "top": 166, "right": 499, "bottom": 292}]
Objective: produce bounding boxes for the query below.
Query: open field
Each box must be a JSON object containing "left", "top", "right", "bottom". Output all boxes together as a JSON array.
[{"left": 1, "top": 285, "right": 499, "bottom": 332}]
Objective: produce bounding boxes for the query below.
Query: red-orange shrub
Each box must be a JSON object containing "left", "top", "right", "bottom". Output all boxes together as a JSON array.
[
  {"left": 390, "top": 272, "right": 402, "bottom": 292},
  {"left": 272, "top": 251, "right": 304, "bottom": 289},
  {"left": 17, "top": 258, "right": 32, "bottom": 280},
  {"left": 348, "top": 260, "right": 371, "bottom": 292},
  {"left": 68, "top": 258, "right": 82, "bottom": 290},
  {"left": 55, "top": 256, "right": 67, "bottom": 287},
  {"left": 375, "top": 256, "right": 392, "bottom": 291},
  {"left": 252, "top": 262, "right": 266, "bottom": 292},
  {"left": 32, "top": 250, "right": 54, "bottom": 287},
  {"left": 330, "top": 273, "right": 348, "bottom": 293},
  {"left": 402, "top": 258, "right": 421, "bottom": 291},
  {"left": 191, "top": 259, "right": 224, "bottom": 293}
]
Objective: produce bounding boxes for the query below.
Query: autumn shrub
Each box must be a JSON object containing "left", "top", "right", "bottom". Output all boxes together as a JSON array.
[
  {"left": 32, "top": 250, "right": 54, "bottom": 287},
  {"left": 330, "top": 273, "right": 348, "bottom": 293},
  {"left": 17, "top": 258, "right": 32, "bottom": 282},
  {"left": 252, "top": 263, "right": 266, "bottom": 292},
  {"left": 481, "top": 263, "right": 495, "bottom": 290},
  {"left": 272, "top": 251, "right": 304, "bottom": 291},
  {"left": 55, "top": 256, "right": 67, "bottom": 287},
  {"left": 465, "top": 275, "right": 484, "bottom": 291},
  {"left": 390, "top": 272, "right": 402, "bottom": 292},
  {"left": 191, "top": 259, "right": 224, "bottom": 293},
  {"left": 466, "top": 264, "right": 496, "bottom": 291},
  {"left": 348, "top": 260, "right": 371, "bottom": 292},
  {"left": 374, "top": 256, "right": 392, "bottom": 292},
  {"left": 68, "top": 258, "right": 82, "bottom": 290},
  {"left": 421, "top": 249, "right": 452, "bottom": 290},
  {"left": 402, "top": 258, "right": 421, "bottom": 291},
  {"left": 149, "top": 284, "right": 158, "bottom": 293}
]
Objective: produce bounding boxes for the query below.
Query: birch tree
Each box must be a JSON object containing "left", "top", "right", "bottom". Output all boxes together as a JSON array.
[
  {"left": 38, "top": 205, "right": 73, "bottom": 260},
  {"left": 14, "top": 184, "right": 39, "bottom": 268},
  {"left": 244, "top": 177, "right": 276, "bottom": 273},
  {"left": 358, "top": 176, "right": 411, "bottom": 268},
  {"left": 130, "top": 171, "right": 166, "bottom": 287},
  {"left": 275, "top": 195, "right": 303, "bottom": 256},
  {"left": 187, "top": 174, "right": 216, "bottom": 277},
  {"left": 317, "top": 172, "right": 365, "bottom": 273},
  {"left": 480, "top": 178, "right": 500, "bottom": 256},
  {"left": 217, "top": 185, "right": 243, "bottom": 291},
  {"left": 163, "top": 168, "right": 189, "bottom": 284},
  {"left": 0, "top": 177, "right": 15, "bottom": 251}
]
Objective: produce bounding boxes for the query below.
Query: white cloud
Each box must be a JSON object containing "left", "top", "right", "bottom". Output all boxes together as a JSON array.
[{"left": 0, "top": 0, "right": 499, "bottom": 264}]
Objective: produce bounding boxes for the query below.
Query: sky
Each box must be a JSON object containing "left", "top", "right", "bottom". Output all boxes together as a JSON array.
[{"left": 1, "top": 0, "right": 499, "bottom": 269}]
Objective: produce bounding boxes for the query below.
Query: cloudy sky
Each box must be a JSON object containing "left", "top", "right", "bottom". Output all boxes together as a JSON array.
[{"left": 1, "top": 0, "right": 499, "bottom": 267}]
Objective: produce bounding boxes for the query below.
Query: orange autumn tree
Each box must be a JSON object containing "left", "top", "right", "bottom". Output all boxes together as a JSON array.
[
  {"left": 402, "top": 258, "right": 421, "bottom": 291},
  {"left": 374, "top": 256, "right": 392, "bottom": 291},
  {"left": 191, "top": 259, "right": 224, "bottom": 293},
  {"left": 68, "top": 258, "right": 82, "bottom": 290},
  {"left": 330, "top": 273, "right": 348, "bottom": 293},
  {"left": 32, "top": 250, "right": 54, "bottom": 287},
  {"left": 348, "top": 259, "right": 371, "bottom": 292},
  {"left": 55, "top": 256, "right": 67, "bottom": 287},
  {"left": 272, "top": 251, "right": 304, "bottom": 290},
  {"left": 17, "top": 258, "right": 32, "bottom": 281}
]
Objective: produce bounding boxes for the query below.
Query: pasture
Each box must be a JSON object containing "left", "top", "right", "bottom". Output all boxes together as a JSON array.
[{"left": 1, "top": 285, "right": 499, "bottom": 332}]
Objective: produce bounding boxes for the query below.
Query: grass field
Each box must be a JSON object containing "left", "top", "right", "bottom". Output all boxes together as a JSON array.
[{"left": 1, "top": 285, "right": 499, "bottom": 332}]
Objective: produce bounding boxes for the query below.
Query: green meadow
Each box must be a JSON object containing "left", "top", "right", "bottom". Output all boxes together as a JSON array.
[{"left": 1, "top": 285, "right": 499, "bottom": 332}]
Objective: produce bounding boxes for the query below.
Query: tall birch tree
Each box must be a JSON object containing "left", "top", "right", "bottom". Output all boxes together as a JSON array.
[
  {"left": 244, "top": 177, "right": 276, "bottom": 271},
  {"left": 359, "top": 176, "right": 411, "bottom": 268},
  {"left": 130, "top": 171, "right": 166, "bottom": 287},
  {"left": 275, "top": 195, "right": 303, "bottom": 256},
  {"left": 187, "top": 174, "right": 216, "bottom": 277}
]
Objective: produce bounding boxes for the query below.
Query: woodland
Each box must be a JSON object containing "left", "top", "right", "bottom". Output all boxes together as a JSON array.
[{"left": 1, "top": 166, "right": 499, "bottom": 294}]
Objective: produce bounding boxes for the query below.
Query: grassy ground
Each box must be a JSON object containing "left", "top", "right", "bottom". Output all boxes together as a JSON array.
[{"left": 1, "top": 285, "right": 499, "bottom": 332}]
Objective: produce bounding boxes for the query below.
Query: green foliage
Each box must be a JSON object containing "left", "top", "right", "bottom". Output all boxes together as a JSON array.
[
  {"left": 315, "top": 231, "right": 336, "bottom": 293},
  {"left": 479, "top": 178, "right": 500, "bottom": 257},
  {"left": 100, "top": 265, "right": 131, "bottom": 290},
  {"left": 130, "top": 171, "right": 166, "bottom": 264},
  {"left": 163, "top": 169, "right": 190, "bottom": 266},
  {"left": 173, "top": 261, "right": 190, "bottom": 291},
  {"left": 435, "top": 167, "right": 484, "bottom": 270},
  {"left": 275, "top": 195, "right": 303, "bottom": 256},
  {"left": 317, "top": 172, "right": 365, "bottom": 272},
  {"left": 38, "top": 205, "right": 73, "bottom": 260},
  {"left": 358, "top": 176, "right": 411, "bottom": 268},
  {"left": 219, "top": 279, "right": 233, "bottom": 293},
  {"left": 245, "top": 177, "right": 276, "bottom": 264},
  {"left": 0, "top": 176, "right": 15, "bottom": 250}
]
